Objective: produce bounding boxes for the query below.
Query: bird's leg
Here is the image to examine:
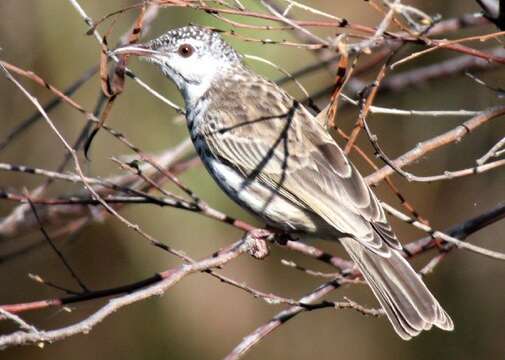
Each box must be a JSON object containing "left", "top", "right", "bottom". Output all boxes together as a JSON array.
[
  {"left": 266, "top": 225, "right": 300, "bottom": 245},
  {"left": 271, "top": 231, "right": 298, "bottom": 245}
]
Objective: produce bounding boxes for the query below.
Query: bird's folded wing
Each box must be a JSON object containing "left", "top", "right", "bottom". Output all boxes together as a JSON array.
[{"left": 204, "top": 104, "right": 401, "bottom": 254}]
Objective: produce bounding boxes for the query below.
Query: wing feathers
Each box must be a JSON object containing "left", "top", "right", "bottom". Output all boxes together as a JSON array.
[{"left": 203, "top": 90, "right": 399, "bottom": 253}]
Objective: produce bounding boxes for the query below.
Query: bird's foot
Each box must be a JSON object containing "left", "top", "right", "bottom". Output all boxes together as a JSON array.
[{"left": 244, "top": 229, "right": 273, "bottom": 260}]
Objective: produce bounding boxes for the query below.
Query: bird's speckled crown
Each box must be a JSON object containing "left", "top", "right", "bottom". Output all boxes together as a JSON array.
[{"left": 145, "top": 25, "right": 242, "bottom": 64}]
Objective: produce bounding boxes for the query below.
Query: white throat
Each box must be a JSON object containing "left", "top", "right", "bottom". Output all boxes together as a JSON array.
[{"left": 181, "top": 77, "right": 213, "bottom": 110}]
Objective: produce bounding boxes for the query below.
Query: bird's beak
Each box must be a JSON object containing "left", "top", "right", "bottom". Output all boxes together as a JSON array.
[{"left": 113, "top": 44, "right": 159, "bottom": 57}]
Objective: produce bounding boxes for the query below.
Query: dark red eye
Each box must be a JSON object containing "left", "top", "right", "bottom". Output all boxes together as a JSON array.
[{"left": 177, "top": 44, "right": 194, "bottom": 58}]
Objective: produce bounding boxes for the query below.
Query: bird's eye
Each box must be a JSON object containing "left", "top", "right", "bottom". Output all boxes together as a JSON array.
[{"left": 177, "top": 44, "right": 194, "bottom": 58}]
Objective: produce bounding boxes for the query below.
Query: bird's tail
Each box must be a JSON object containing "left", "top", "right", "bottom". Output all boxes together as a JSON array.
[{"left": 340, "top": 237, "right": 454, "bottom": 340}]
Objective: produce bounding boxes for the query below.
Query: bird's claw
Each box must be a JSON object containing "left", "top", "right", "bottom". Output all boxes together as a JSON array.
[{"left": 244, "top": 229, "right": 272, "bottom": 260}]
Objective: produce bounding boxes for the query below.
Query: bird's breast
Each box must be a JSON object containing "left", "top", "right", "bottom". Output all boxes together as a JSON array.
[{"left": 191, "top": 136, "right": 318, "bottom": 233}]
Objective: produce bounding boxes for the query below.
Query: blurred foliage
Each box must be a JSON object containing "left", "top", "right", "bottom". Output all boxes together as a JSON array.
[{"left": 0, "top": 0, "right": 504, "bottom": 359}]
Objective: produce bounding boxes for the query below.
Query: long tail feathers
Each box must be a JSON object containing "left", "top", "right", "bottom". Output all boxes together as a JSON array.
[{"left": 340, "top": 237, "right": 454, "bottom": 340}]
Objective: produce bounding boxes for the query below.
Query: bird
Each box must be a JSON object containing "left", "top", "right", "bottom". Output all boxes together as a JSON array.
[{"left": 115, "top": 25, "right": 454, "bottom": 340}]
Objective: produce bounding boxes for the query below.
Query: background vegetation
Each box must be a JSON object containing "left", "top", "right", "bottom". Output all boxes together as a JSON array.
[{"left": 0, "top": 1, "right": 504, "bottom": 359}]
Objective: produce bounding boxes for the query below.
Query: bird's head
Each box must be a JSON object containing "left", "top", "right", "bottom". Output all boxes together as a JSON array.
[{"left": 114, "top": 26, "right": 242, "bottom": 108}]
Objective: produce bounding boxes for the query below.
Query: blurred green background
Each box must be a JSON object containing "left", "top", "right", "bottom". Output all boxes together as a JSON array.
[{"left": 1, "top": 1, "right": 504, "bottom": 359}]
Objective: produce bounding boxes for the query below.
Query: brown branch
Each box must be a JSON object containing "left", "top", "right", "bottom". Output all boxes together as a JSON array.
[
  {"left": 224, "top": 201, "right": 505, "bottom": 359},
  {"left": 344, "top": 63, "right": 388, "bottom": 154},
  {"left": 0, "top": 238, "right": 250, "bottom": 349},
  {"left": 0, "top": 65, "right": 98, "bottom": 152},
  {"left": 366, "top": 105, "right": 505, "bottom": 185},
  {"left": 0, "top": 139, "right": 193, "bottom": 239}
]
